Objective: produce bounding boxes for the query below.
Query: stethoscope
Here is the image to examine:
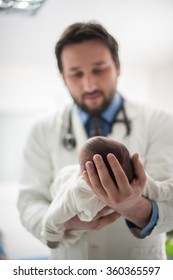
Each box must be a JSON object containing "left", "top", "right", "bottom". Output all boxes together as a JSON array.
[{"left": 63, "top": 97, "right": 131, "bottom": 150}]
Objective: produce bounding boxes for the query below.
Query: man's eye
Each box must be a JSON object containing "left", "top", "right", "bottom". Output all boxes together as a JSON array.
[
  {"left": 73, "top": 72, "right": 83, "bottom": 78},
  {"left": 93, "top": 68, "right": 104, "bottom": 75}
]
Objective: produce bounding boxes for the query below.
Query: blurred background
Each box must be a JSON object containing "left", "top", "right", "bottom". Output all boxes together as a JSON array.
[{"left": 0, "top": 0, "right": 173, "bottom": 259}]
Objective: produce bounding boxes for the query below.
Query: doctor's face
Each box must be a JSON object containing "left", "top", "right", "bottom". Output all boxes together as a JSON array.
[{"left": 61, "top": 40, "right": 120, "bottom": 114}]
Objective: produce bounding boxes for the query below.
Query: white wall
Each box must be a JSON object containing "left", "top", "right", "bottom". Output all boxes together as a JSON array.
[
  {"left": 0, "top": 0, "right": 173, "bottom": 259},
  {"left": 0, "top": 0, "right": 173, "bottom": 180},
  {"left": 0, "top": 182, "right": 50, "bottom": 259},
  {"left": 0, "top": 0, "right": 173, "bottom": 113}
]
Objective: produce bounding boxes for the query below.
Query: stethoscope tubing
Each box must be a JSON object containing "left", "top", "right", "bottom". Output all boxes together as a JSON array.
[{"left": 63, "top": 98, "right": 131, "bottom": 150}]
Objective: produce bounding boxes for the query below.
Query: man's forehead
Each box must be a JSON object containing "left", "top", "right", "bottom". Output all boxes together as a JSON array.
[{"left": 68, "top": 61, "right": 108, "bottom": 72}]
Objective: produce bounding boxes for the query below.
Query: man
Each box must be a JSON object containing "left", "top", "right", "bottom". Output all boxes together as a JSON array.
[{"left": 18, "top": 22, "right": 173, "bottom": 259}]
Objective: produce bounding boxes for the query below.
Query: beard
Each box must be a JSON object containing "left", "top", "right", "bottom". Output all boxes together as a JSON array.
[{"left": 71, "top": 89, "right": 115, "bottom": 115}]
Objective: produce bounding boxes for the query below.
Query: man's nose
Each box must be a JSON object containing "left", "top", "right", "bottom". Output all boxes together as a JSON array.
[{"left": 82, "top": 74, "right": 97, "bottom": 92}]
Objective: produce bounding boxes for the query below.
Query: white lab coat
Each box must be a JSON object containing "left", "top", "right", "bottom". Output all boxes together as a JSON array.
[{"left": 18, "top": 98, "right": 173, "bottom": 259}]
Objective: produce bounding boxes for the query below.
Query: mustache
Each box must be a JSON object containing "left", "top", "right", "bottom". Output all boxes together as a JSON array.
[{"left": 82, "top": 90, "right": 103, "bottom": 98}]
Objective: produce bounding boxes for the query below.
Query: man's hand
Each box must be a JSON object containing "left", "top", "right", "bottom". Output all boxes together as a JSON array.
[
  {"left": 83, "top": 153, "right": 152, "bottom": 229},
  {"left": 64, "top": 206, "right": 120, "bottom": 231}
]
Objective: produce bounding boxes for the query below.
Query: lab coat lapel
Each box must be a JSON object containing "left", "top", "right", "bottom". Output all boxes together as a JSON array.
[{"left": 71, "top": 105, "right": 88, "bottom": 154}]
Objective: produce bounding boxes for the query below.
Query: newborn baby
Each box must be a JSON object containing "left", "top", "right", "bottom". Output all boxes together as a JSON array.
[
  {"left": 42, "top": 136, "right": 173, "bottom": 249},
  {"left": 43, "top": 136, "right": 136, "bottom": 249},
  {"left": 79, "top": 136, "right": 135, "bottom": 184}
]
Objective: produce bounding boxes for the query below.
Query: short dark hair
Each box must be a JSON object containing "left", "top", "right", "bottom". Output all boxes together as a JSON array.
[{"left": 55, "top": 21, "right": 120, "bottom": 73}]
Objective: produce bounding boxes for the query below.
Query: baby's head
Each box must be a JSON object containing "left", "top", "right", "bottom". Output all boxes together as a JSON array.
[{"left": 79, "top": 136, "right": 135, "bottom": 184}]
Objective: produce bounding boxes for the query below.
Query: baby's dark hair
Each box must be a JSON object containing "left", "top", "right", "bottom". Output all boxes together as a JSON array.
[{"left": 79, "top": 136, "right": 135, "bottom": 184}]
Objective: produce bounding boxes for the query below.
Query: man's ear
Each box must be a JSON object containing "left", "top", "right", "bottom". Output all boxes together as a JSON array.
[
  {"left": 117, "top": 66, "right": 121, "bottom": 77},
  {"left": 62, "top": 73, "right": 67, "bottom": 86}
]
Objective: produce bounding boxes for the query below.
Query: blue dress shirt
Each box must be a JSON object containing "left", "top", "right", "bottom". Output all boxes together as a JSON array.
[
  {"left": 126, "top": 199, "right": 158, "bottom": 235},
  {"left": 78, "top": 92, "right": 122, "bottom": 136}
]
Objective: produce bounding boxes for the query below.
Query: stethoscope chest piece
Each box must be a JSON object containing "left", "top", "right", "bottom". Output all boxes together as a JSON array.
[{"left": 63, "top": 132, "right": 76, "bottom": 150}]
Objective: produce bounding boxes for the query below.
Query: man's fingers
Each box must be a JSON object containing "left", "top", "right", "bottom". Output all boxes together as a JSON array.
[
  {"left": 92, "top": 154, "right": 117, "bottom": 195},
  {"left": 107, "top": 153, "right": 130, "bottom": 192},
  {"left": 92, "top": 206, "right": 112, "bottom": 220},
  {"left": 94, "top": 211, "right": 120, "bottom": 230},
  {"left": 85, "top": 159, "right": 107, "bottom": 197},
  {"left": 64, "top": 210, "right": 120, "bottom": 231}
]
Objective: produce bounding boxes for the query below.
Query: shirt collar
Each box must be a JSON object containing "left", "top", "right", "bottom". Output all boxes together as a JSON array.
[
  {"left": 102, "top": 92, "right": 122, "bottom": 123},
  {"left": 77, "top": 92, "right": 122, "bottom": 125}
]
